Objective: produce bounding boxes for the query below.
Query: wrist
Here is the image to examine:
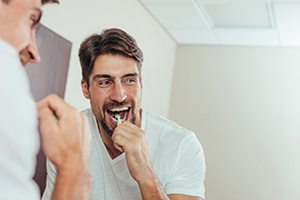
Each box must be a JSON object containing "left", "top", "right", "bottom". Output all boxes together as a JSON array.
[
  {"left": 56, "top": 167, "right": 91, "bottom": 187},
  {"left": 56, "top": 154, "right": 89, "bottom": 173},
  {"left": 57, "top": 160, "right": 90, "bottom": 176},
  {"left": 137, "top": 172, "right": 168, "bottom": 200},
  {"left": 132, "top": 166, "right": 156, "bottom": 185},
  {"left": 136, "top": 167, "right": 158, "bottom": 188},
  {"left": 56, "top": 157, "right": 90, "bottom": 179},
  {"left": 52, "top": 164, "right": 91, "bottom": 200}
]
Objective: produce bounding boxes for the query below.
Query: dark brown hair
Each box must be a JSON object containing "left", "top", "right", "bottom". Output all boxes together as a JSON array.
[
  {"left": 2, "top": 0, "right": 59, "bottom": 5},
  {"left": 78, "top": 28, "right": 144, "bottom": 86},
  {"left": 42, "top": 0, "right": 59, "bottom": 5}
]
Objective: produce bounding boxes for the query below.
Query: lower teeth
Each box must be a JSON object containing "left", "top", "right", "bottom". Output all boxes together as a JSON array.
[{"left": 112, "top": 113, "right": 126, "bottom": 122}]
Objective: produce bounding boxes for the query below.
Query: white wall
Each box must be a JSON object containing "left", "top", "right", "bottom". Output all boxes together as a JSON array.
[
  {"left": 170, "top": 45, "right": 300, "bottom": 200},
  {"left": 41, "top": 0, "right": 176, "bottom": 116},
  {"left": 40, "top": 2, "right": 300, "bottom": 199}
]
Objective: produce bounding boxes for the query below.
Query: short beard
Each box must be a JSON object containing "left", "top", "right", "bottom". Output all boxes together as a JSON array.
[
  {"left": 100, "top": 110, "right": 136, "bottom": 137},
  {"left": 100, "top": 118, "right": 114, "bottom": 137},
  {"left": 2, "top": 0, "right": 11, "bottom": 5}
]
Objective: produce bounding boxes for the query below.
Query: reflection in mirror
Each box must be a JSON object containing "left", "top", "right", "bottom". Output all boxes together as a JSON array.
[{"left": 40, "top": 1, "right": 300, "bottom": 199}]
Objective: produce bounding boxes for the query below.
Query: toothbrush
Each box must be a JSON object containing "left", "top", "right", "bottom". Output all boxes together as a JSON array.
[
  {"left": 115, "top": 114, "right": 122, "bottom": 125},
  {"left": 54, "top": 114, "right": 58, "bottom": 122}
]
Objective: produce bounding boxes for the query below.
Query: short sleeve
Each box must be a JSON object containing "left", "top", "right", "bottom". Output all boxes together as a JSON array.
[{"left": 164, "top": 133, "right": 206, "bottom": 199}]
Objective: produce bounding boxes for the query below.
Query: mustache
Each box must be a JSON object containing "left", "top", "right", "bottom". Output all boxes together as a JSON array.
[{"left": 103, "top": 101, "right": 133, "bottom": 111}]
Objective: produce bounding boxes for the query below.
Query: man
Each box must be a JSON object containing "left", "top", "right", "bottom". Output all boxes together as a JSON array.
[
  {"left": 0, "top": 0, "right": 91, "bottom": 199},
  {"left": 43, "top": 28, "right": 206, "bottom": 200}
]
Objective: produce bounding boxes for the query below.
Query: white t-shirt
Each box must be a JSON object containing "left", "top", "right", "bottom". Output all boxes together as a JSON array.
[
  {"left": 0, "top": 40, "right": 40, "bottom": 199},
  {"left": 43, "top": 108, "right": 206, "bottom": 200}
]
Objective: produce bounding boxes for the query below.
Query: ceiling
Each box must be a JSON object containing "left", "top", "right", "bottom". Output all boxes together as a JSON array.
[{"left": 138, "top": 0, "right": 300, "bottom": 46}]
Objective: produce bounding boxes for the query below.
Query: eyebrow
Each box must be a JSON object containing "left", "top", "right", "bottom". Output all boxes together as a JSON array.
[
  {"left": 121, "top": 73, "right": 139, "bottom": 79},
  {"left": 92, "top": 74, "right": 112, "bottom": 80},
  {"left": 92, "top": 73, "right": 139, "bottom": 81}
]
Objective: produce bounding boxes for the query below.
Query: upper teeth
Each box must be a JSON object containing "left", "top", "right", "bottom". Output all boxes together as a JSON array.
[{"left": 110, "top": 107, "right": 129, "bottom": 112}]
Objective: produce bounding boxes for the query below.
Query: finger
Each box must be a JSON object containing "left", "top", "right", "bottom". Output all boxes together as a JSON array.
[
  {"left": 38, "top": 107, "right": 58, "bottom": 136},
  {"left": 39, "top": 106, "right": 56, "bottom": 126},
  {"left": 37, "top": 94, "right": 61, "bottom": 110},
  {"left": 38, "top": 94, "right": 74, "bottom": 119},
  {"left": 121, "top": 121, "right": 142, "bottom": 135},
  {"left": 113, "top": 125, "right": 136, "bottom": 141},
  {"left": 112, "top": 132, "right": 132, "bottom": 152},
  {"left": 114, "top": 143, "right": 124, "bottom": 153},
  {"left": 39, "top": 94, "right": 68, "bottom": 112}
]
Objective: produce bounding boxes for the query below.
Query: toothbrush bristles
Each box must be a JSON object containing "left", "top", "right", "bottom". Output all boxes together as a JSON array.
[{"left": 115, "top": 114, "right": 122, "bottom": 125}]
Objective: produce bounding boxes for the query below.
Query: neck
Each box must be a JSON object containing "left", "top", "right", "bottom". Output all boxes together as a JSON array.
[{"left": 97, "top": 122, "right": 122, "bottom": 159}]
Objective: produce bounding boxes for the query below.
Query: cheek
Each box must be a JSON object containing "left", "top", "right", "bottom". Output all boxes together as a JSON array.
[
  {"left": 90, "top": 95, "right": 104, "bottom": 107},
  {"left": 89, "top": 91, "right": 109, "bottom": 111},
  {"left": 90, "top": 89, "right": 109, "bottom": 104},
  {"left": 90, "top": 97, "right": 105, "bottom": 119},
  {"left": 18, "top": 14, "right": 32, "bottom": 39},
  {"left": 131, "top": 88, "right": 142, "bottom": 105},
  {"left": 16, "top": 26, "right": 32, "bottom": 51}
]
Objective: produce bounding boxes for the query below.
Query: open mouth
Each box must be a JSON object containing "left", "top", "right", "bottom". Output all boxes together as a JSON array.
[{"left": 107, "top": 106, "right": 131, "bottom": 124}]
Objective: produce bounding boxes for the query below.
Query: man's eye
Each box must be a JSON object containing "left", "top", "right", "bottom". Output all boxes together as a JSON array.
[
  {"left": 98, "top": 80, "right": 112, "bottom": 87},
  {"left": 124, "top": 77, "right": 136, "bottom": 85}
]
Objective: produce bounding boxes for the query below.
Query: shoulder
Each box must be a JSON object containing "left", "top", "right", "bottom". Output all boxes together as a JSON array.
[
  {"left": 145, "top": 113, "right": 206, "bottom": 197},
  {"left": 81, "top": 108, "right": 98, "bottom": 128},
  {"left": 81, "top": 108, "right": 92, "bottom": 116},
  {"left": 81, "top": 108, "right": 95, "bottom": 124},
  {"left": 143, "top": 112, "right": 203, "bottom": 157},
  {"left": 144, "top": 112, "right": 197, "bottom": 141}
]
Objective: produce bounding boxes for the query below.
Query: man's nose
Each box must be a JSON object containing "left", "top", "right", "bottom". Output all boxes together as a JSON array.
[
  {"left": 27, "top": 34, "right": 41, "bottom": 64},
  {"left": 110, "top": 82, "right": 127, "bottom": 103}
]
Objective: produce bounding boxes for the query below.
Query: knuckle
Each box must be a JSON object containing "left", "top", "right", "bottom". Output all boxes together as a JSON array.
[
  {"left": 127, "top": 143, "right": 136, "bottom": 152},
  {"left": 48, "top": 94, "right": 58, "bottom": 99},
  {"left": 114, "top": 134, "right": 121, "bottom": 142},
  {"left": 140, "top": 132, "right": 145, "bottom": 139}
]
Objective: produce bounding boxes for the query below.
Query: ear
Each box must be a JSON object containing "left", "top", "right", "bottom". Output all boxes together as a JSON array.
[
  {"left": 81, "top": 79, "right": 90, "bottom": 99},
  {"left": 139, "top": 77, "right": 143, "bottom": 89}
]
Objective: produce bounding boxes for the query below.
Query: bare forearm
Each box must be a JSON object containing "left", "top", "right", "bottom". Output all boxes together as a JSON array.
[
  {"left": 51, "top": 169, "right": 91, "bottom": 200},
  {"left": 138, "top": 174, "right": 169, "bottom": 200},
  {"left": 138, "top": 173, "right": 203, "bottom": 200}
]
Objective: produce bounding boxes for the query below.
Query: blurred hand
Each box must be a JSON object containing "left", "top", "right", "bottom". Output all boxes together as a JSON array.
[
  {"left": 112, "top": 121, "right": 152, "bottom": 183},
  {"left": 37, "top": 94, "right": 91, "bottom": 173},
  {"left": 111, "top": 109, "right": 154, "bottom": 183}
]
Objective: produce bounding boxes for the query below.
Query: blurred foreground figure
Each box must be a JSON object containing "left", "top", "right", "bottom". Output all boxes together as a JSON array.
[{"left": 0, "top": 0, "right": 91, "bottom": 199}]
